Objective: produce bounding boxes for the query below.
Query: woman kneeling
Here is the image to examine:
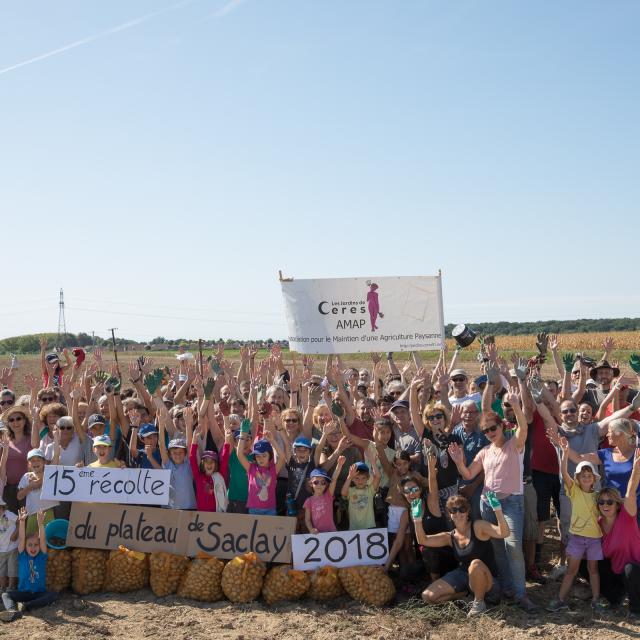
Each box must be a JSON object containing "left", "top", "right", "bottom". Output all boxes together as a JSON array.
[{"left": 412, "top": 492, "right": 510, "bottom": 617}]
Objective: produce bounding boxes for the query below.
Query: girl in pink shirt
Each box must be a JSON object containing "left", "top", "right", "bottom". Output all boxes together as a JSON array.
[
  {"left": 304, "top": 457, "right": 345, "bottom": 533},
  {"left": 189, "top": 443, "right": 228, "bottom": 512}
]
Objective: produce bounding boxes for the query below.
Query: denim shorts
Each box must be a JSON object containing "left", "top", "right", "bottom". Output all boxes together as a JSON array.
[
  {"left": 566, "top": 533, "right": 603, "bottom": 561},
  {"left": 248, "top": 507, "right": 277, "bottom": 516},
  {"left": 441, "top": 565, "right": 499, "bottom": 597}
]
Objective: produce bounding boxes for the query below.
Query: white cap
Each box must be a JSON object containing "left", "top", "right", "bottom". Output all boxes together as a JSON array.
[{"left": 575, "top": 461, "right": 601, "bottom": 480}]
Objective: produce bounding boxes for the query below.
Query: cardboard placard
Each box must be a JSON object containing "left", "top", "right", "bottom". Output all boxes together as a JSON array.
[
  {"left": 67, "top": 503, "right": 296, "bottom": 563},
  {"left": 42, "top": 465, "right": 170, "bottom": 505}
]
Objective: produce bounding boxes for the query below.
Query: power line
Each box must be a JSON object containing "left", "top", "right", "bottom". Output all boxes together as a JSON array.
[{"left": 66, "top": 306, "right": 284, "bottom": 326}]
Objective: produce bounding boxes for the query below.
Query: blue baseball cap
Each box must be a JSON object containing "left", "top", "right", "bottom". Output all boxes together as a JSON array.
[
  {"left": 138, "top": 423, "right": 159, "bottom": 438},
  {"left": 355, "top": 462, "right": 370, "bottom": 473},
  {"left": 309, "top": 468, "right": 331, "bottom": 481},
  {"left": 293, "top": 437, "right": 312, "bottom": 449},
  {"left": 251, "top": 439, "right": 273, "bottom": 455},
  {"left": 474, "top": 375, "right": 488, "bottom": 387},
  {"left": 232, "top": 430, "right": 241, "bottom": 440}
]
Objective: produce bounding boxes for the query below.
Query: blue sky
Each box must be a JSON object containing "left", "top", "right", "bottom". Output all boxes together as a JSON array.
[{"left": 1, "top": 1, "right": 639, "bottom": 342}]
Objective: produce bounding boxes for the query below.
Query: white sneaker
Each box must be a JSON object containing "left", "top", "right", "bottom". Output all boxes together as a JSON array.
[
  {"left": 1, "top": 593, "right": 15, "bottom": 612},
  {"left": 549, "top": 564, "right": 567, "bottom": 580},
  {"left": 468, "top": 599, "right": 487, "bottom": 617}
]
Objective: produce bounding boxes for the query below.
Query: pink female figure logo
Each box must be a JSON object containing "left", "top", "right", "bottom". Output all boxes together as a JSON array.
[{"left": 366, "top": 280, "right": 384, "bottom": 331}]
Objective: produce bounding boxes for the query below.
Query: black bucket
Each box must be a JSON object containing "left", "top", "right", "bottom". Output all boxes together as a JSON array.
[{"left": 451, "top": 324, "right": 477, "bottom": 348}]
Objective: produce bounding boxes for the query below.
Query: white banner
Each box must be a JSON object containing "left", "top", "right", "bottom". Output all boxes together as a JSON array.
[
  {"left": 41, "top": 466, "right": 171, "bottom": 505},
  {"left": 281, "top": 275, "right": 444, "bottom": 354},
  {"left": 291, "top": 528, "right": 389, "bottom": 570}
]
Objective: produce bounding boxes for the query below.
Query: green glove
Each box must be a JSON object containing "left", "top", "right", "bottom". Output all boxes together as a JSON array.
[
  {"left": 562, "top": 353, "right": 576, "bottom": 373},
  {"left": 203, "top": 377, "right": 215, "bottom": 399},
  {"left": 331, "top": 400, "right": 344, "bottom": 418},
  {"left": 485, "top": 490, "right": 501, "bottom": 511},
  {"left": 240, "top": 418, "right": 252, "bottom": 435},
  {"left": 629, "top": 354, "right": 640, "bottom": 375},
  {"left": 411, "top": 498, "right": 424, "bottom": 520},
  {"left": 210, "top": 359, "right": 222, "bottom": 374},
  {"left": 143, "top": 368, "right": 164, "bottom": 395},
  {"left": 104, "top": 376, "right": 121, "bottom": 393}
]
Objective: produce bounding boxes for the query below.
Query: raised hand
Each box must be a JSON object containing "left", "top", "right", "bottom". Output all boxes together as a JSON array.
[
  {"left": 104, "top": 376, "right": 121, "bottom": 394},
  {"left": 510, "top": 353, "right": 528, "bottom": 381},
  {"left": 485, "top": 490, "right": 502, "bottom": 511},
  {"left": 143, "top": 368, "right": 164, "bottom": 396},
  {"left": 203, "top": 377, "right": 215, "bottom": 399},
  {"left": 559, "top": 436, "right": 569, "bottom": 453},
  {"left": 603, "top": 336, "right": 615, "bottom": 353},
  {"left": 536, "top": 332, "right": 549, "bottom": 355},
  {"left": 94, "top": 370, "right": 109, "bottom": 384},
  {"left": 128, "top": 361, "right": 141, "bottom": 383},
  {"left": 447, "top": 442, "right": 463, "bottom": 464},
  {"left": 450, "top": 404, "right": 463, "bottom": 427},
  {"left": 371, "top": 353, "right": 381, "bottom": 365},
  {"left": 0, "top": 367, "right": 14, "bottom": 389},
  {"left": 631, "top": 392, "right": 640, "bottom": 412},
  {"left": 485, "top": 361, "right": 500, "bottom": 386},
  {"left": 549, "top": 334, "right": 559, "bottom": 351},
  {"left": 23, "top": 373, "right": 39, "bottom": 391},
  {"left": 629, "top": 354, "right": 640, "bottom": 375},
  {"left": 93, "top": 347, "right": 103, "bottom": 363},
  {"left": 18, "top": 507, "right": 28, "bottom": 522},
  {"left": 562, "top": 353, "right": 576, "bottom": 373}
]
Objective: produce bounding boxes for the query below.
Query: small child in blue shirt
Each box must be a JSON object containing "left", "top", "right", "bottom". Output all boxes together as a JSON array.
[{"left": 0, "top": 509, "right": 58, "bottom": 622}]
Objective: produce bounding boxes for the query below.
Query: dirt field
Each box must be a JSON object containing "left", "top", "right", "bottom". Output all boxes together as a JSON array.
[{"left": 3, "top": 577, "right": 640, "bottom": 640}]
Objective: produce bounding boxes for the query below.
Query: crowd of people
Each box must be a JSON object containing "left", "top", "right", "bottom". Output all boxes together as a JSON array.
[{"left": 1, "top": 334, "right": 640, "bottom": 622}]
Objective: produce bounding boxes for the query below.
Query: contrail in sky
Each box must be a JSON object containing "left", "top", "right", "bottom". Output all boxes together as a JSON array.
[{"left": 0, "top": 0, "right": 247, "bottom": 77}]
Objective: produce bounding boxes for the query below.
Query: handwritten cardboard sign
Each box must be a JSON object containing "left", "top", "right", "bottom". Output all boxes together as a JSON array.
[
  {"left": 67, "top": 503, "right": 296, "bottom": 562},
  {"left": 42, "top": 465, "right": 170, "bottom": 505}
]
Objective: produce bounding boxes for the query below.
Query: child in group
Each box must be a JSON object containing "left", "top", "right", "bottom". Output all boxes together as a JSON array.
[
  {"left": 547, "top": 437, "right": 604, "bottom": 612},
  {"left": 341, "top": 448, "right": 381, "bottom": 530},
  {"left": 304, "top": 456, "right": 345, "bottom": 534},
  {"left": 155, "top": 405, "right": 196, "bottom": 510},
  {"left": 285, "top": 436, "right": 321, "bottom": 531},
  {"left": 0, "top": 496, "right": 18, "bottom": 592},
  {"left": 220, "top": 425, "right": 251, "bottom": 514},
  {"left": 0, "top": 509, "right": 57, "bottom": 622},
  {"left": 85, "top": 435, "right": 125, "bottom": 468},
  {"left": 129, "top": 422, "right": 162, "bottom": 469},
  {"left": 16, "top": 450, "right": 58, "bottom": 535},
  {"left": 189, "top": 420, "right": 228, "bottom": 512},
  {"left": 236, "top": 430, "right": 286, "bottom": 516}
]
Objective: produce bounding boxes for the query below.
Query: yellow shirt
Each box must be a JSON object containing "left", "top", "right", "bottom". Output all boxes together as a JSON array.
[
  {"left": 88, "top": 460, "right": 121, "bottom": 468},
  {"left": 566, "top": 482, "right": 601, "bottom": 538}
]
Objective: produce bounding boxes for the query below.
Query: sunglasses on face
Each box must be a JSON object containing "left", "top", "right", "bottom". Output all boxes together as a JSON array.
[
  {"left": 41, "top": 397, "right": 55, "bottom": 402},
  {"left": 503, "top": 402, "right": 512, "bottom": 408},
  {"left": 8, "top": 416, "right": 24, "bottom": 423},
  {"left": 561, "top": 408, "right": 577, "bottom": 414},
  {"left": 598, "top": 499, "right": 615, "bottom": 506},
  {"left": 482, "top": 425, "right": 498, "bottom": 434},
  {"left": 448, "top": 507, "right": 468, "bottom": 514},
  {"left": 0, "top": 400, "right": 13, "bottom": 406},
  {"left": 311, "top": 480, "right": 327, "bottom": 486},
  {"left": 284, "top": 418, "right": 299, "bottom": 423},
  {"left": 403, "top": 486, "right": 420, "bottom": 494},
  {"left": 427, "top": 413, "right": 445, "bottom": 421},
  {"left": 451, "top": 377, "right": 466, "bottom": 383},
  {"left": 58, "top": 425, "right": 74, "bottom": 431}
]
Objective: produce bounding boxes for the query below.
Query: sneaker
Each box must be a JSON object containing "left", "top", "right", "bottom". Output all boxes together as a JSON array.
[
  {"left": 526, "top": 565, "right": 547, "bottom": 584},
  {"left": 518, "top": 596, "right": 540, "bottom": 614},
  {"left": 591, "top": 597, "right": 608, "bottom": 612},
  {"left": 549, "top": 564, "right": 567, "bottom": 580},
  {"left": 0, "top": 610, "right": 21, "bottom": 623},
  {"left": 468, "top": 599, "right": 487, "bottom": 618},
  {"left": 546, "top": 598, "right": 569, "bottom": 612},
  {"left": 16, "top": 603, "right": 26, "bottom": 614},
  {"left": 1, "top": 593, "right": 15, "bottom": 612}
]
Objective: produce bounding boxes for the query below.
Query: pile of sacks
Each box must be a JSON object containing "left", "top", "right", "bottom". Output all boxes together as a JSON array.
[{"left": 49, "top": 549, "right": 396, "bottom": 606}]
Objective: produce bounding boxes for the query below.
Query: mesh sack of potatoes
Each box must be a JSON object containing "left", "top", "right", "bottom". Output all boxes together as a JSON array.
[
  {"left": 262, "top": 565, "right": 310, "bottom": 605},
  {"left": 46, "top": 548, "right": 72, "bottom": 592},
  {"left": 221, "top": 552, "right": 267, "bottom": 603},
  {"left": 307, "top": 566, "right": 344, "bottom": 601},
  {"left": 71, "top": 548, "right": 108, "bottom": 595},
  {"left": 338, "top": 566, "right": 395, "bottom": 606},
  {"left": 104, "top": 546, "right": 149, "bottom": 593},
  {"left": 149, "top": 552, "right": 190, "bottom": 597},
  {"left": 177, "top": 555, "right": 224, "bottom": 602}
]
